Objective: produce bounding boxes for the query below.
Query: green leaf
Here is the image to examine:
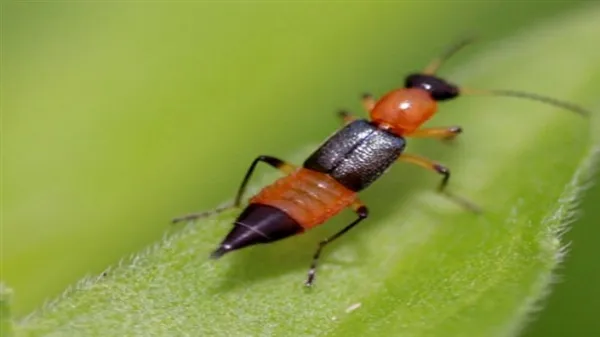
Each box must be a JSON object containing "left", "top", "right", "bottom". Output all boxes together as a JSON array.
[
  {"left": 1, "top": 284, "right": 14, "bottom": 337},
  {"left": 15, "top": 7, "right": 600, "bottom": 337}
]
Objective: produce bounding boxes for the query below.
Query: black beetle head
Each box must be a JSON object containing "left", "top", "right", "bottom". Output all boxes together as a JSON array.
[{"left": 405, "top": 74, "right": 460, "bottom": 101}]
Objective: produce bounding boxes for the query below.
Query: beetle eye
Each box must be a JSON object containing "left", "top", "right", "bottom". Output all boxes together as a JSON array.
[{"left": 405, "top": 74, "right": 459, "bottom": 101}]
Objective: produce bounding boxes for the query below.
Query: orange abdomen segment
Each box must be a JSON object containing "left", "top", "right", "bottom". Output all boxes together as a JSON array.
[{"left": 250, "top": 168, "right": 357, "bottom": 230}]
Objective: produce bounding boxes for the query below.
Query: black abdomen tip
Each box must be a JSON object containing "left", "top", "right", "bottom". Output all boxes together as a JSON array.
[
  {"left": 210, "top": 244, "right": 232, "bottom": 259},
  {"left": 210, "top": 203, "right": 302, "bottom": 257}
]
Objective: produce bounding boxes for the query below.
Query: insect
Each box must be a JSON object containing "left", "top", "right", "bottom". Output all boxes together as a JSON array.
[{"left": 173, "top": 38, "right": 588, "bottom": 287}]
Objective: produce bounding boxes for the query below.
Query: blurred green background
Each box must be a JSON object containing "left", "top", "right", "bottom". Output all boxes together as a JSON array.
[{"left": 2, "top": 1, "right": 599, "bottom": 335}]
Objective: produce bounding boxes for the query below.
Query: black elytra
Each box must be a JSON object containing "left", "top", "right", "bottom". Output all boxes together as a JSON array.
[{"left": 304, "top": 119, "right": 406, "bottom": 192}]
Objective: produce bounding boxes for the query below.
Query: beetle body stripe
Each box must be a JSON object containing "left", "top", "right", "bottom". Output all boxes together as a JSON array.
[{"left": 250, "top": 168, "right": 356, "bottom": 229}]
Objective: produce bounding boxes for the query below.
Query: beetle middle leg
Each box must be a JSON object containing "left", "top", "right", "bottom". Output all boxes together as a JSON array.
[
  {"left": 172, "top": 155, "right": 297, "bottom": 223},
  {"left": 407, "top": 126, "right": 463, "bottom": 141},
  {"left": 305, "top": 200, "right": 369, "bottom": 287},
  {"left": 336, "top": 93, "right": 376, "bottom": 125},
  {"left": 362, "top": 93, "right": 376, "bottom": 112},
  {"left": 398, "top": 153, "right": 481, "bottom": 213},
  {"left": 337, "top": 110, "right": 358, "bottom": 125}
]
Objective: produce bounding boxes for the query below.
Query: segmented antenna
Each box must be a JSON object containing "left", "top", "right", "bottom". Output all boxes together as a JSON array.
[
  {"left": 422, "top": 38, "right": 589, "bottom": 117},
  {"left": 461, "top": 88, "right": 590, "bottom": 117},
  {"left": 423, "top": 36, "right": 476, "bottom": 75}
]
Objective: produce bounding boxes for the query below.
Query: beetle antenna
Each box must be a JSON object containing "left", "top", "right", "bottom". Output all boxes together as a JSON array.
[
  {"left": 461, "top": 88, "right": 590, "bottom": 117},
  {"left": 423, "top": 36, "right": 476, "bottom": 75}
]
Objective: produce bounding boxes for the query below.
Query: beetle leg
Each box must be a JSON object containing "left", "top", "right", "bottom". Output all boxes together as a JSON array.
[
  {"left": 362, "top": 93, "right": 376, "bottom": 112},
  {"left": 337, "top": 110, "right": 358, "bottom": 125},
  {"left": 172, "top": 155, "right": 297, "bottom": 224},
  {"left": 407, "top": 126, "right": 462, "bottom": 141},
  {"left": 398, "top": 153, "right": 481, "bottom": 213},
  {"left": 336, "top": 93, "right": 375, "bottom": 125},
  {"left": 232, "top": 155, "right": 297, "bottom": 206},
  {"left": 305, "top": 200, "right": 369, "bottom": 287}
]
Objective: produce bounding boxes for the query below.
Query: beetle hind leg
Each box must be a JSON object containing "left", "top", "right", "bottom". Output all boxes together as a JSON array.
[
  {"left": 305, "top": 200, "right": 369, "bottom": 287},
  {"left": 172, "top": 155, "right": 297, "bottom": 224},
  {"left": 171, "top": 203, "right": 234, "bottom": 224}
]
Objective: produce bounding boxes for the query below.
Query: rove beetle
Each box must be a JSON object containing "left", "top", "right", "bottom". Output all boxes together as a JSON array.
[{"left": 174, "top": 38, "right": 588, "bottom": 287}]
